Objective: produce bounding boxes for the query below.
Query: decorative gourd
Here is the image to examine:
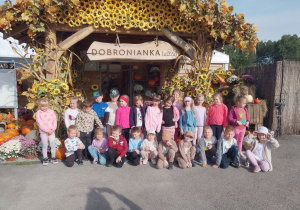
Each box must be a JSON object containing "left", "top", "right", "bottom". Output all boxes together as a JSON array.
[
  {"left": 1, "top": 133, "right": 14, "bottom": 140},
  {"left": 7, "top": 123, "right": 15, "bottom": 129},
  {"left": 21, "top": 126, "right": 33, "bottom": 135},
  {"left": 0, "top": 113, "right": 2, "bottom": 122},
  {"left": 56, "top": 147, "right": 66, "bottom": 160},
  {"left": 134, "top": 73, "right": 143, "bottom": 80},
  {"left": 147, "top": 80, "right": 156, "bottom": 86},
  {"left": 27, "top": 119, "right": 35, "bottom": 125},
  {"left": 5, "top": 112, "right": 14, "bottom": 122},
  {"left": 5, "top": 129, "right": 19, "bottom": 137},
  {"left": 254, "top": 98, "right": 260, "bottom": 104},
  {"left": 245, "top": 95, "right": 253, "bottom": 103},
  {"left": 154, "top": 76, "right": 159, "bottom": 82}
]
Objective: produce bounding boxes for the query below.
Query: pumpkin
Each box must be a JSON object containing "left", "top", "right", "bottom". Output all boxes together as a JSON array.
[
  {"left": 56, "top": 147, "right": 66, "bottom": 160},
  {"left": 134, "top": 73, "right": 143, "bottom": 80},
  {"left": 254, "top": 98, "right": 260, "bottom": 104},
  {"left": 0, "top": 113, "right": 2, "bottom": 122},
  {"left": 147, "top": 80, "right": 156, "bottom": 86},
  {"left": 7, "top": 123, "right": 15, "bottom": 129},
  {"left": 1, "top": 133, "right": 14, "bottom": 140},
  {"left": 5, "top": 112, "right": 14, "bottom": 122},
  {"left": 245, "top": 95, "right": 253, "bottom": 103},
  {"left": 5, "top": 129, "right": 19, "bottom": 137},
  {"left": 27, "top": 119, "right": 35, "bottom": 125},
  {"left": 154, "top": 76, "right": 159, "bottom": 82},
  {"left": 21, "top": 126, "right": 33, "bottom": 135},
  {"left": 0, "top": 137, "right": 5, "bottom": 141}
]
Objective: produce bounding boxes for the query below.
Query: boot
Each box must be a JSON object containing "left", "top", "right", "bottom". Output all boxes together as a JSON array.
[{"left": 168, "top": 162, "right": 173, "bottom": 170}]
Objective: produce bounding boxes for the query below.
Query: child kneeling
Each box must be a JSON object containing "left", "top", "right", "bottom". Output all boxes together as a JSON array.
[
  {"left": 157, "top": 130, "right": 178, "bottom": 170},
  {"left": 197, "top": 126, "right": 217, "bottom": 167},
  {"left": 244, "top": 126, "right": 279, "bottom": 173},
  {"left": 176, "top": 131, "right": 196, "bottom": 169},
  {"left": 64, "top": 125, "right": 85, "bottom": 167},
  {"left": 88, "top": 128, "right": 108, "bottom": 165},
  {"left": 127, "top": 127, "right": 144, "bottom": 166},
  {"left": 213, "top": 126, "right": 240, "bottom": 169},
  {"left": 140, "top": 130, "right": 158, "bottom": 165}
]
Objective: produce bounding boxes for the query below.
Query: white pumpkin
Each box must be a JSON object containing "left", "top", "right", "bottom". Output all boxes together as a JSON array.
[{"left": 245, "top": 95, "right": 253, "bottom": 103}]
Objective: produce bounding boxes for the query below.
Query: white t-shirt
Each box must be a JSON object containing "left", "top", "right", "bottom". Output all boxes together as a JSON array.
[
  {"left": 136, "top": 107, "right": 143, "bottom": 127},
  {"left": 106, "top": 102, "right": 119, "bottom": 126},
  {"left": 64, "top": 108, "right": 81, "bottom": 128},
  {"left": 253, "top": 143, "right": 265, "bottom": 161},
  {"left": 224, "top": 139, "right": 234, "bottom": 154},
  {"left": 162, "top": 146, "right": 170, "bottom": 154}
]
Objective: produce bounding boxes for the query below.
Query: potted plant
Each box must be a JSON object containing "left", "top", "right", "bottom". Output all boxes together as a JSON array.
[
  {"left": 18, "top": 136, "right": 38, "bottom": 159},
  {"left": 134, "top": 84, "right": 144, "bottom": 94},
  {"left": 0, "top": 139, "right": 21, "bottom": 161}
]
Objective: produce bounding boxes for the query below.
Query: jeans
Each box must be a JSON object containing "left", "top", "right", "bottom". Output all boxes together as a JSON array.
[
  {"left": 66, "top": 149, "right": 82, "bottom": 167},
  {"left": 88, "top": 146, "right": 107, "bottom": 165},
  {"left": 80, "top": 132, "right": 92, "bottom": 160},
  {"left": 106, "top": 148, "right": 126, "bottom": 168},
  {"left": 220, "top": 145, "right": 239, "bottom": 169},
  {"left": 210, "top": 125, "right": 223, "bottom": 140}
]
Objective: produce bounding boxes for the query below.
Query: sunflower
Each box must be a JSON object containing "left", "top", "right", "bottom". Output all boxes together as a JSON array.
[
  {"left": 187, "top": 91, "right": 192, "bottom": 97},
  {"left": 91, "top": 84, "right": 98, "bottom": 91},
  {"left": 222, "top": 90, "right": 229, "bottom": 96},
  {"left": 51, "top": 79, "right": 60, "bottom": 84},
  {"left": 61, "top": 83, "right": 69, "bottom": 91},
  {"left": 191, "top": 81, "right": 197, "bottom": 86},
  {"left": 124, "top": 23, "right": 131, "bottom": 29},
  {"left": 201, "top": 74, "right": 208, "bottom": 80},
  {"left": 52, "top": 88, "right": 61, "bottom": 95},
  {"left": 76, "top": 92, "right": 82, "bottom": 97},
  {"left": 47, "top": 83, "right": 55, "bottom": 90},
  {"left": 110, "top": 25, "right": 117, "bottom": 31},
  {"left": 226, "top": 71, "right": 232, "bottom": 76}
]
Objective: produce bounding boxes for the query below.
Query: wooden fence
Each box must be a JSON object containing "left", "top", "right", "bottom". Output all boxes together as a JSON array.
[{"left": 236, "top": 60, "right": 300, "bottom": 135}]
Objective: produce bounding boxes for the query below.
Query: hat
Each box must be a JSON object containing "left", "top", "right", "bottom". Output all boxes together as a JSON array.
[
  {"left": 162, "top": 130, "right": 172, "bottom": 141},
  {"left": 147, "top": 130, "right": 155, "bottom": 135},
  {"left": 257, "top": 126, "right": 268, "bottom": 135},
  {"left": 185, "top": 130, "right": 195, "bottom": 138},
  {"left": 110, "top": 88, "right": 120, "bottom": 97},
  {"left": 92, "top": 90, "right": 102, "bottom": 99}
]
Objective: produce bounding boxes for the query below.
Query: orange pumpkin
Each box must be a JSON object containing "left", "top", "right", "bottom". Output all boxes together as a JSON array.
[
  {"left": 254, "top": 98, "right": 260, "bottom": 104},
  {"left": 5, "top": 129, "right": 19, "bottom": 137},
  {"left": 21, "top": 126, "right": 33, "bottom": 135},
  {"left": 1, "top": 133, "right": 14, "bottom": 140},
  {"left": 147, "top": 80, "right": 156, "bottom": 86},
  {"left": 0, "top": 137, "right": 5, "bottom": 141},
  {"left": 56, "top": 147, "right": 66, "bottom": 160},
  {"left": 134, "top": 73, "right": 143, "bottom": 80},
  {"left": 5, "top": 112, "right": 14, "bottom": 122},
  {"left": 27, "top": 119, "right": 35, "bottom": 125},
  {"left": 0, "top": 113, "right": 2, "bottom": 122},
  {"left": 7, "top": 123, "right": 15, "bottom": 129}
]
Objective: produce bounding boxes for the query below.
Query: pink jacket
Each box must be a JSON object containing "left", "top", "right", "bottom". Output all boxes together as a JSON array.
[
  {"left": 145, "top": 106, "right": 163, "bottom": 133},
  {"left": 36, "top": 109, "right": 57, "bottom": 134},
  {"left": 116, "top": 106, "right": 131, "bottom": 129},
  {"left": 205, "top": 103, "right": 228, "bottom": 127},
  {"left": 228, "top": 106, "right": 250, "bottom": 127},
  {"left": 162, "top": 105, "right": 180, "bottom": 128}
]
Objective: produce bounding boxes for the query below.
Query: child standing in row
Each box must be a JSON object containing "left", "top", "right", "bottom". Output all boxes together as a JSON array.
[
  {"left": 76, "top": 100, "right": 103, "bottom": 160},
  {"left": 180, "top": 97, "right": 197, "bottom": 141},
  {"left": 145, "top": 95, "right": 163, "bottom": 137},
  {"left": 194, "top": 94, "right": 206, "bottom": 145},
  {"left": 197, "top": 126, "right": 217, "bottom": 167},
  {"left": 228, "top": 96, "right": 250, "bottom": 159},
  {"left": 140, "top": 130, "right": 158, "bottom": 165},
  {"left": 130, "top": 95, "right": 146, "bottom": 138},
  {"left": 116, "top": 94, "right": 131, "bottom": 142},
  {"left": 36, "top": 98, "right": 58, "bottom": 165},
  {"left": 64, "top": 125, "right": 85, "bottom": 167},
  {"left": 92, "top": 91, "right": 109, "bottom": 136},
  {"left": 64, "top": 97, "right": 80, "bottom": 129},
  {"left": 172, "top": 89, "right": 183, "bottom": 141},
  {"left": 206, "top": 93, "right": 228, "bottom": 140},
  {"left": 106, "top": 88, "right": 120, "bottom": 137},
  {"left": 176, "top": 131, "right": 196, "bottom": 169},
  {"left": 88, "top": 128, "right": 108, "bottom": 165},
  {"left": 127, "top": 127, "right": 144, "bottom": 166},
  {"left": 162, "top": 96, "right": 180, "bottom": 141}
]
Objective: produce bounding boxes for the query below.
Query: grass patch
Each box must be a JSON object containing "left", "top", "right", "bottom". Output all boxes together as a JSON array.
[{"left": 2, "top": 161, "right": 40, "bottom": 165}]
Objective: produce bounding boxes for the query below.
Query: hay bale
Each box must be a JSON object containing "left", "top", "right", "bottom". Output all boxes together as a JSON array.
[{"left": 260, "top": 99, "right": 268, "bottom": 118}]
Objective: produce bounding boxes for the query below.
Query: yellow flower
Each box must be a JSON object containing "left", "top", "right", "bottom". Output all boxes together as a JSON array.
[
  {"left": 51, "top": 79, "right": 60, "bottom": 84},
  {"left": 195, "top": 70, "right": 201, "bottom": 75},
  {"left": 226, "top": 71, "right": 232, "bottom": 76},
  {"left": 169, "top": 68, "right": 174, "bottom": 72},
  {"left": 36, "top": 55, "right": 42, "bottom": 61},
  {"left": 187, "top": 91, "right": 192, "bottom": 97},
  {"left": 31, "top": 86, "right": 37, "bottom": 93},
  {"left": 76, "top": 92, "right": 82, "bottom": 97},
  {"left": 53, "top": 89, "right": 61, "bottom": 95},
  {"left": 222, "top": 90, "right": 229, "bottom": 96},
  {"left": 202, "top": 67, "right": 208, "bottom": 71},
  {"left": 191, "top": 81, "right": 197, "bottom": 86},
  {"left": 201, "top": 74, "right": 208, "bottom": 80},
  {"left": 61, "top": 83, "right": 69, "bottom": 91},
  {"left": 91, "top": 84, "right": 98, "bottom": 91}
]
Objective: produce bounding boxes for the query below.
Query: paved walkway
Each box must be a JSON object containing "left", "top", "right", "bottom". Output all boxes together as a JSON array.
[{"left": 0, "top": 135, "right": 299, "bottom": 210}]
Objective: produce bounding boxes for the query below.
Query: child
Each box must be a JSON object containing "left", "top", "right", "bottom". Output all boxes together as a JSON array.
[
  {"left": 205, "top": 92, "right": 228, "bottom": 140},
  {"left": 64, "top": 97, "right": 80, "bottom": 129},
  {"left": 157, "top": 130, "right": 178, "bottom": 170},
  {"left": 176, "top": 131, "right": 196, "bottom": 169},
  {"left": 140, "top": 130, "right": 158, "bottom": 165},
  {"left": 145, "top": 95, "right": 163, "bottom": 137},
  {"left": 76, "top": 100, "right": 103, "bottom": 160},
  {"left": 92, "top": 90, "right": 109, "bottom": 135},
  {"left": 88, "top": 127, "right": 108, "bottom": 165},
  {"left": 180, "top": 97, "right": 197, "bottom": 142},
  {"left": 64, "top": 125, "right": 85, "bottom": 167},
  {"left": 197, "top": 126, "right": 217, "bottom": 168},
  {"left": 106, "top": 88, "right": 120, "bottom": 137},
  {"left": 212, "top": 126, "right": 239, "bottom": 169},
  {"left": 194, "top": 94, "right": 207, "bottom": 145},
  {"left": 127, "top": 127, "right": 144, "bottom": 166},
  {"left": 162, "top": 96, "right": 180, "bottom": 141},
  {"left": 172, "top": 89, "right": 183, "bottom": 141},
  {"left": 129, "top": 95, "right": 146, "bottom": 138},
  {"left": 116, "top": 94, "right": 131, "bottom": 142},
  {"left": 244, "top": 126, "right": 279, "bottom": 172},
  {"left": 36, "top": 98, "right": 58, "bottom": 165},
  {"left": 106, "top": 125, "right": 128, "bottom": 168},
  {"left": 228, "top": 96, "right": 250, "bottom": 159}
]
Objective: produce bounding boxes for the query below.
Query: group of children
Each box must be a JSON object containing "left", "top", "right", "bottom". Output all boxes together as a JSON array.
[{"left": 36, "top": 88, "right": 279, "bottom": 173}]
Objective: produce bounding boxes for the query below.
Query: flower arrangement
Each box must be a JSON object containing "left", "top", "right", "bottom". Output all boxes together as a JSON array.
[
  {"left": 0, "top": 139, "right": 21, "bottom": 159},
  {"left": 134, "top": 84, "right": 143, "bottom": 92},
  {"left": 242, "top": 75, "right": 256, "bottom": 84},
  {"left": 227, "top": 75, "right": 240, "bottom": 84},
  {"left": 150, "top": 66, "right": 160, "bottom": 73},
  {"left": 17, "top": 136, "right": 38, "bottom": 157}
]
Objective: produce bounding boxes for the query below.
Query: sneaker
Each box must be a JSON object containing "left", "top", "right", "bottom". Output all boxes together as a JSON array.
[
  {"left": 198, "top": 159, "right": 203, "bottom": 163},
  {"left": 51, "top": 158, "right": 58, "bottom": 164},
  {"left": 106, "top": 163, "right": 112, "bottom": 167},
  {"left": 93, "top": 158, "right": 98, "bottom": 164},
  {"left": 244, "top": 160, "right": 250, "bottom": 168},
  {"left": 77, "top": 159, "right": 83, "bottom": 165},
  {"left": 142, "top": 159, "right": 148, "bottom": 165},
  {"left": 42, "top": 158, "right": 48, "bottom": 166},
  {"left": 168, "top": 162, "right": 173, "bottom": 170},
  {"left": 239, "top": 152, "right": 247, "bottom": 160},
  {"left": 151, "top": 159, "right": 157, "bottom": 165},
  {"left": 230, "top": 161, "right": 240, "bottom": 168},
  {"left": 253, "top": 165, "right": 261, "bottom": 173}
]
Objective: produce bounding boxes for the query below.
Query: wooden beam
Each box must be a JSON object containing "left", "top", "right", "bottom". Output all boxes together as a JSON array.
[
  {"left": 45, "top": 26, "right": 95, "bottom": 73},
  {"left": 50, "top": 24, "right": 197, "bottom": 38},
  {"left": 3, "top": 24, "right": 28, "bottom": 39},
  {"left": 45, "top": 26, "right": 57, "bottom": 80}
]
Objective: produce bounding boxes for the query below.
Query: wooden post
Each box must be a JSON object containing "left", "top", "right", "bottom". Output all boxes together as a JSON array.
[{"left": 45, "top": 26, "right": 57, "bottom": 80}]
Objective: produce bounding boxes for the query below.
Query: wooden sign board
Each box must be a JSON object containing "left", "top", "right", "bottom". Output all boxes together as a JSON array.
[{"left": 87, "top": 41, "right": 180, "bottom": 61}]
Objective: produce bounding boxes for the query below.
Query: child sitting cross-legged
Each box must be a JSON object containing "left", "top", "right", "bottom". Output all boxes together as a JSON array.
[
  {"left": 157, "top": 130, "right": 178, "bottom": 170},
  {"left": 140, "top": 130, "right": 158, "bottom": 165},
  {"left": 197, "top": 126, "right": 218, "bottom": 168},
  {"left": 175, "top": 130, "right": 196, "bottom": 169},
  {"left": 64, "top": 125, "right": 85, "bottom": 167},
  {"left": 127, "top": 127, "right": 144, "bottom": 166},
  {"left": 106, "top": 125, "right": 128, "bottom": 168},
  {"left": 88, "top": 127, "right": 108, "bottom": 165},
  {"left": 213, "top": 126, "right": 240, "bottom": 169}
]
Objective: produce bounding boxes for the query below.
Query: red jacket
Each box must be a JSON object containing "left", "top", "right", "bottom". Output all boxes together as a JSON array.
[
  {"left": 205, "top": 103, "right": 228, "bottom": 127},
  {"left": 108, "top": 135, "right": 128, "bottom": 157}
]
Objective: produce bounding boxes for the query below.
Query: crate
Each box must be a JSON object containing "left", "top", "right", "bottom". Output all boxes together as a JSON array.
[{"left": 247, "top": 103, "right": 264, "bottom": 130}]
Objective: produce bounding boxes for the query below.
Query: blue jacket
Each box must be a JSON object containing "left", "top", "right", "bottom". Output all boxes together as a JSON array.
[
  {"left": 129, "top": 106, "right": 146, "bottom": 128},
  {"left": 93, "top": 102, "right": 108, "bottom": 118},
  {"left": 128, "top": 137, "right": 144, "bottom": 152},
  {"left": 179, "top": 108, "right": 197, "bottom": 133}
]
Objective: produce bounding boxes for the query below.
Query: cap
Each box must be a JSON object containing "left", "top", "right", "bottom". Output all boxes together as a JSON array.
[
  {"left": 147, "top": 130, "right": 156, "bottom": 135},
  {"left": 162, "top": 130, "right": 172, "bottom": 141},
  {"left": 110, "top": 88, "right": 120, "bottom": 97},
  {"left": 92, "top": 90, "right": 102, "bottom": 99},
  {"left": 185, "top": 130, "right": 195, "bottom": 139},
  {"left": 257, "top": 126, "right": 268, "bottom": 135}
]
